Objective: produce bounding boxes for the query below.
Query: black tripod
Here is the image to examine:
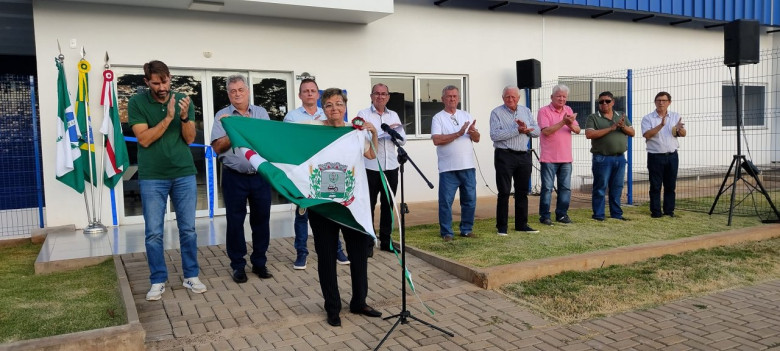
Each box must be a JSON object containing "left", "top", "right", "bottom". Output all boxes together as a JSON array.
[
  {"left": 374, "top": 138, "right": 454, "bottom": 350},
  {"left": 709, "top": 63, "right": 780, "bottom": 224}
]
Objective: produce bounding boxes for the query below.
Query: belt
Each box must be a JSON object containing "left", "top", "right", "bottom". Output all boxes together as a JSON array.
[
  {"left": 595, "top": 153, "right": 624, "bottom": 157},
  {"left": 649, "top": 151, "right": 677, "bottom": 155},
  {"left": 497, "top": 148, "right": 528, "bottom": 154},
  {"left": 223, "top": 165, "right": 257, "bottom": 175}
]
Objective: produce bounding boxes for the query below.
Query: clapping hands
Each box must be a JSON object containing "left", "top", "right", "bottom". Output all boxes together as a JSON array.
[{"left": 516, "top": 119, "right": 535, "bottom": 134}]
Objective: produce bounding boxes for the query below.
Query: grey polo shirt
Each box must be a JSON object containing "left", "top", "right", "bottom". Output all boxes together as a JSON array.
[{"left": 210, "top": 104, "right": 270, "bottom": 174}]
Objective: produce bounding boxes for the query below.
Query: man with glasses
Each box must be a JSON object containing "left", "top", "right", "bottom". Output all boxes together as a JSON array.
[
  {"left": 489, "top": 85, "right": 540, "bottom": 236},
  {"left": 283, "top": 78, "right": 350, "bottom": 269},
  {"left": 537, "top": 84, "right": 580, "bottom": 226},
  {"left": 585, "top": 91, "right": 635, "bottom": 221},
  {"left": 431, "top": 85, "right": 480, "bottom": 241},
  {"left": 357, "top": 83, "right": 406, "bottom": 255},
  {"left": 641, "top": 91, "right": 686, "bottom": 218},
  {"left": 211, "top": 75, "right": 273, "bottom": 284}
]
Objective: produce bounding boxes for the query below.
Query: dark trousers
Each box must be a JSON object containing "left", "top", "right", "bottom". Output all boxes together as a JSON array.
[
  {"left": 222, "top": 167, "right": 271, "bottom": 271},
  {"left": 494, "top": 149, "right": 532, "bottom": 232},
  {"left": 366, "top": 168, "right": 398, "bottom": 245},
  {"left": 309, "top": 210, "right": 369, "bottom": 317},
  {"left": 648, "top": 151, "right": 679, "bottom": 216}
]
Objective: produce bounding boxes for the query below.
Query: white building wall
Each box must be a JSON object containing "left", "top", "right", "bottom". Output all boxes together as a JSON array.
[{"left": 34, "top": 0, "right": 766, "bottom": 228}]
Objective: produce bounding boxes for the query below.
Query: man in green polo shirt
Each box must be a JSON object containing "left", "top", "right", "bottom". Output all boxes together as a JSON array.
[
  {"left": 585, "top": 91, "right": 635, "bottom": 221},
  {"left": 128, "top": 60, "right": 207, "bottom": 301}
]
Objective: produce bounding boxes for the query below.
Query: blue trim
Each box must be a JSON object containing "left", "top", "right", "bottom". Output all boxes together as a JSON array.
[
  {"left": 206, "top": 146, "right": 215, "bottom": 218},
  {"left": 110, "top": 188, "right": 117, "bottom": 225},
  {"left": 527, "top": 0, "right": 779, "bottom": 26},
  {"left": 30, "top": 75, "right": 45, "bottom": 228},
  {"left": 626, "top": 69, "right": 633, "bottom": 205},
  {"left": 525, "top": 88, "right": 533, "bottom": 194}
]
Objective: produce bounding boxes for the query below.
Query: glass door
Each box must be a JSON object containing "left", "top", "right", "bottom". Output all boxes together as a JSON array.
[{"left": 115, "top": 68, "right": 207, "bottom": 224}]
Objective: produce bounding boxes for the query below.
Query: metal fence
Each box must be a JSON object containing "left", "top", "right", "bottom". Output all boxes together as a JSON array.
[
  {"left": 0, "top": 74, "right": 44, "bottom": 238},
  {"left": 528, "top": 49, "right": 780, "bottom": 220}
]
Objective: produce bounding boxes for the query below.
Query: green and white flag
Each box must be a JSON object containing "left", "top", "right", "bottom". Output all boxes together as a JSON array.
[
  {"left": 54, "top": 59, "right": 85, "bottom": 193},
  {"left": 222, "top": 118, "right": 375, "bottom": 239}
]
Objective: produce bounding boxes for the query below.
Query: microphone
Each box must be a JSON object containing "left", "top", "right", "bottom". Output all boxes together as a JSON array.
[{"left": 380, "top": 123, "right": 404, "bottom": 141}]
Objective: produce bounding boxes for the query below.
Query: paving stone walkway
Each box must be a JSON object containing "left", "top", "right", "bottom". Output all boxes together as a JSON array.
[{"left": 121, "top": 236, "right": 779, "bottom": 351}]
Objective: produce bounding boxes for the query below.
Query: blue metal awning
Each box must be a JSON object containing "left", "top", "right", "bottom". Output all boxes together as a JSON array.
[
  {"left": 436, "top": 0, "right": 780, "bottom": 28},
  {"left": 527, "top": 0, "right": 775, "bottom": 25}
]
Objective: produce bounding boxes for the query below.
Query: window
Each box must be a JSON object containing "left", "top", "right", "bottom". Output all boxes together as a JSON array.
[
  {"left": 722, "top": 84, "right": 765, "bottom": 127},
  {"left": 559, "top": 79, "right": 627, "bottom": 127},
  {"left": 370, "top": 74, "right": 467, "bottom": 137}
]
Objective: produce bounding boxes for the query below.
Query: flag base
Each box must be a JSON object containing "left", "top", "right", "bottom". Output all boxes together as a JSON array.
[{"left": 83, "top": 222, "right": 108, "bottom": 234}]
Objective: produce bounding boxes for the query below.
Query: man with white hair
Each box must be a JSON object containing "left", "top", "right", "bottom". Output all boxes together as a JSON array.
[
  {"left": 431, "top": 85, "right": 480, "bottom": 242},
  {"left": 537, "top": 84, "right": 580, "bottom": 226},
  {"left": 489, "top": 86, "right": 540, "bottom": 235},
  {"left": 211, "top": 75, "right": 274, "bottom": 284}
]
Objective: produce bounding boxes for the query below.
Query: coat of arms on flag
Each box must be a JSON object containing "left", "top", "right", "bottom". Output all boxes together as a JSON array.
[{"left": 310, "top": 162, "right": 355, "bottom": 205}]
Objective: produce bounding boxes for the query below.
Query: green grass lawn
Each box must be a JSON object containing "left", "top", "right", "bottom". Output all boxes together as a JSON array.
[
  {"left": 0, "top": 242, "right": 126, "bottom": 343},
  {"left": 402, "top": 204, "right": 766, "bottom": 267},
  {"left": 501, "top": 238, "right": 780, "bottom": 323}
]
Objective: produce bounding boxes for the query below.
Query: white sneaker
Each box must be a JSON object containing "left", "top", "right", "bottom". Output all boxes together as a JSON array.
[
  {"left": 146, "top": 283, "right": 165, "bottom": 301},
  {"left": 183, "top": 277, "right": 207, "bottom": 294},
  {"left": 497, "top": 232, "right": 508, "bottom": 236}
]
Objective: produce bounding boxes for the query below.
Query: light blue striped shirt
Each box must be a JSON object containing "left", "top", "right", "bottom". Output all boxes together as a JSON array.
[{"left": 489, "top": 104, "right": 539, "bottom": 151}]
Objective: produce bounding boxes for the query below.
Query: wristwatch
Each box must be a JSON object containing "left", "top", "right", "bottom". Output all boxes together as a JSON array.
[{"left": 180, "top": 116, "right": 190, "bottom": 123}]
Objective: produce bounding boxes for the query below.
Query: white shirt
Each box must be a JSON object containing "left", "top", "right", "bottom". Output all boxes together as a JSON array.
[
  {"left": 641, "top": 110, "right": 681, "bottom": 154},
  {"left": 431, "top": 109, "right": 476, "bottom": 173},
  {"left": 357, "top": 105, "right": 406, "bottom": 171}
]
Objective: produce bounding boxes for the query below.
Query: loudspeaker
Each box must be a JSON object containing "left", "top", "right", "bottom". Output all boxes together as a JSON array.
[
  {"left": 516, "top": 59, "right": 541, "bottom": 89},
  {"left": 724, "top": 20, "right": 760, "bottom": 67}
]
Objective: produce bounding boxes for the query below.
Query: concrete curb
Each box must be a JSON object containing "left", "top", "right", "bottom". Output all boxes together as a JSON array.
[
  {"left": 0, "top": 256, "right": 145, "bottom": 351},
  {"left": 406, "top": 223, "right": 780, "bottom": 290}
]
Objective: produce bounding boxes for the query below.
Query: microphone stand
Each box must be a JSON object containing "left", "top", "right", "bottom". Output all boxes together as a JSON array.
[{"left": 374, "top": 132, "right": 454, "bottom": 350}]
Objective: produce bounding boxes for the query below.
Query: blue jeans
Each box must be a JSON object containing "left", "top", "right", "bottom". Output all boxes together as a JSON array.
[
  {"left": 591, "top": 154, "right": 626, "bottom": 220},
  {"left": 293, "top": 206, "right": 309, "bottom": 256},
  {"left": 438, "top": 169, "right": 476, "bottom": 237},
  {"left": 539, "top": 162, "right": 572, "bottom": 222},
  {"left": 140, "top": 175, "right": 199, "bottom": 284},
  {"left": 648, "top": 152, "right": 679, "bottom": 216},
  {"left": 294, "top": 206, "right": 344, "bottom": 256}
]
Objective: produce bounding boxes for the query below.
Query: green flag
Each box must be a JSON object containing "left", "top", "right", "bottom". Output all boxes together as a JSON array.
[
  {"left": 222, "top": 118, "right": 375, "bottom": 238},
  {"left": 54, "top": 59, "right": 85, "bottom": 193},
  {"left": 100, "top": 69, "right": 129, "bottom": 188}
]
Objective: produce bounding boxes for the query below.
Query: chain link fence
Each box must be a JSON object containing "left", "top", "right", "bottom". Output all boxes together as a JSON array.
[{"left": 528, "top": 50, "right": 780, "bottom": 220}]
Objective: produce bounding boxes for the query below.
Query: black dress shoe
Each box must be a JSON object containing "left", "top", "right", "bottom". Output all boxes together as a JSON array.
[
  {"left": 327, "top": 314, "right": 341, "bottom": 327},
  {"left": 231, "top": 269, "right": 248, "bottom": 284},
  {"left": 380, "top": 242, "right": 392, "bottom": 252},
  {"left": 252, "top": 266, "right": 273, "bottom": 279},
  {"left": 367, "top": 245, "right": 374, "bottom": 258},
  {"left": 350, "top": 306, "right": 382, "bottom": 318}
]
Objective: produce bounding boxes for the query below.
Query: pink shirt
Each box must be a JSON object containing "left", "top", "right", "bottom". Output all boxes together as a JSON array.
[{"left": 537, "top": 103, "right": 578, "bottom": 163}]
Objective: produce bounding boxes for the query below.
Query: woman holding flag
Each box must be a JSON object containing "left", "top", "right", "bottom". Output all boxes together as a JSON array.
[{"left": 309, "top": 88, "right": 382, "bottom": 327}]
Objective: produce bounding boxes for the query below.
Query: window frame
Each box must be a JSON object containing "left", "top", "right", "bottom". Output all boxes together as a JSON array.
[
  {"left": 721, "top": 83, "right": 767, "bottom": 130},
  {"left": 370, "top": 73, "right": 468, "bottom": 139}
]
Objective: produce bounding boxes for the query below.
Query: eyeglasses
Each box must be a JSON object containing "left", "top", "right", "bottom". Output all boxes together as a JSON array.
[
  {"left": 655, "top": 99, "right": 670, "bottom": 103},
  {"left": 450, "top": 114, "right": 459, "bottom": 125},
  {"left": 598, "top": 99, "right": 612, "bottom": 104},
  {"left": 372, "top": 92, "right": 389, "bottom": 97},
  {"left": 323, "top": 102, "right": 345, "bottom": 109}
]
